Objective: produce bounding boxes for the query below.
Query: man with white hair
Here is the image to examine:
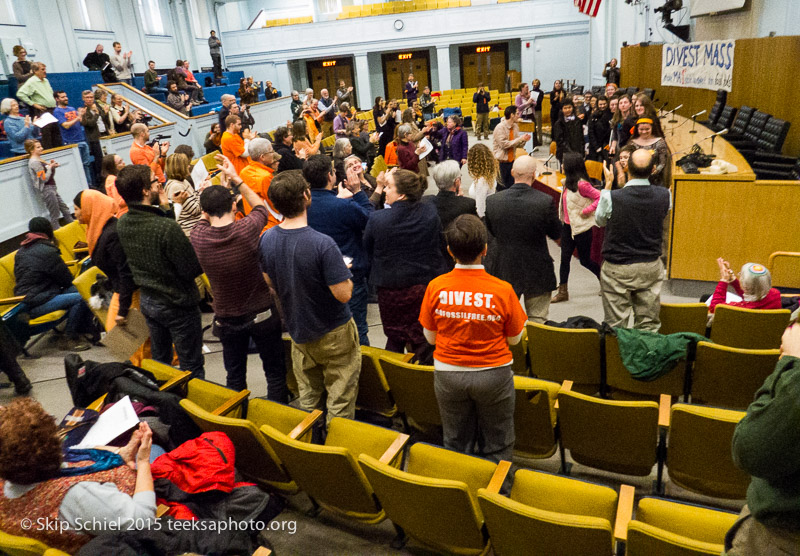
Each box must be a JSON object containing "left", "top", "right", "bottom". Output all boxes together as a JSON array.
[
  {"left": 218, "top": 93, "right": 237, "bottom": 129},
  {"left": 317, "top": 88, "right": 337, "bottom": 139},
  {"left": 485, "top": 155, "right": 560, "bottom": 323},
  {"left": 424, "top": 160, "right": 477, "bottom": 269},
  {"left": 290, "top": 90, "right": 303, "bottom": 121},
  {"left": 239, "top": 137, "right": 284, "bottom": 229}
]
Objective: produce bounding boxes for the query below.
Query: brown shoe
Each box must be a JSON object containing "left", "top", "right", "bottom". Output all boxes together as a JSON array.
[{"left": 551, "top": 284, "right": 569, "bottom": 303}]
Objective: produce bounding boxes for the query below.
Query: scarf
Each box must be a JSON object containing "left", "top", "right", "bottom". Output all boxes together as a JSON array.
[
  {"left": 80, "top": 189, "right": 119, "bottom": 255},
  {"left": 20, "top": 232, "right": 50, "bottom": 247}
]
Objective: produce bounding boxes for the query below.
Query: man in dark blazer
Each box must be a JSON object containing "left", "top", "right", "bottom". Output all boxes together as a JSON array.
[
  {"left": 424, "top": 160, "right": 478, "bottom": 269},
  {"left": 484, "top": 155, "right": 560, "bottom": 322}
]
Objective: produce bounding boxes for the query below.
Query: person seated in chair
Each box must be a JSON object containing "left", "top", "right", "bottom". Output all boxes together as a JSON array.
[
  {"left": 13, "top": 218, "right": 93, "bottom": 352},
  {"left": 708, "top": 259, "right": 781, "bottom": 314}
]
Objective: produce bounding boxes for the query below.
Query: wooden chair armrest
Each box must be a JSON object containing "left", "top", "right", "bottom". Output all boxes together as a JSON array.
[
  {"left": 658, "top": 394, "right": 671, "bottom": 428},
  {"left": 486, "top": 460, "right": 512, "bottom": 494},
  {"left": 555, "top": 380, "right": 573, "bottom": 410},
  {"left": 400, "top": 353, "right": 414, "bottom": 363},
  {"left": 781, "top": 293, "right": 800, "bottom": 298},
  {"left": 0, "top": 296, "right": 25, "bottom": 306},
  {"left": 252, "top": 547, "right": 272, "bottom": 556},
  {"left": 73, "top": 247, "right": 90, "bottom": 255},
  {"left": 379, "top": 433, "right": 410, "bottom": 464},
  {"left": 158, "top": 371, "right": 192, "bottom": 392},
  {"left": 156, "top": 504, "right": 170, "bottom": 518},
  {"left": 288, "top": 409, "right": 323, "bottom": 439},
  {"left": 87, "top": 394, "right": 107, "bottom": 412},
  {"left": 613, "top": 484, "right": 636, "bottom": 542},
  {"left": 212, "top": 389, "right": 250, "bottom": 416}
]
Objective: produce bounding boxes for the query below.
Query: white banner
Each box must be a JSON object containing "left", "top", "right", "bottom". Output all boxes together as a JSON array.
[{"left": 661, "top": 40, "right": 735, "bottom": 92}]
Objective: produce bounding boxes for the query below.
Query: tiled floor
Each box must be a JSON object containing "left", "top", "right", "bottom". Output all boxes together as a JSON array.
[{"left": 11, "top": 136, "right": 741, "bottom": 555}]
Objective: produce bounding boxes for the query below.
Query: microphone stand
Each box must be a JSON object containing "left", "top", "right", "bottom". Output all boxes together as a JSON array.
[
  {"left": 689, "top": 115, "right": 698, "bottom": 134},
  {"left": 669, "top": 109, "right": 679, "bottom": 125}
]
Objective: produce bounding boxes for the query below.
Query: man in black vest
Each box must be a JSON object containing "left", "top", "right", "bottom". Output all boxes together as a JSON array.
[{"left": 596, "top": 149, "right": 671, "bottom": 330}]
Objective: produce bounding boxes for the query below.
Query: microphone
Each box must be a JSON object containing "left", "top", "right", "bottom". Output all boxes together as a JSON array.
[
  {"left": 667, "top": 103, "right": 683, "bottom": 124},
  {"left": 540, "top": 154, "right": 555, "bottom": 176},
  {"left": 688, "top": 109, "right": 707, "bottom": 133},
  {"left": 691, "top": 109, "right": 707, "bottom": 118},
  {"left": 716, "top": 128, "right": 729, "bottom": 135},
  {"left": 658, "top": 101, "right": 669, "bottom": 111}
]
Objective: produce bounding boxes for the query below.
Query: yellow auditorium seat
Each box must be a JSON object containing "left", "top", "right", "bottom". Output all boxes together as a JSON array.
[
  {"left": 690, "top": 341, "right": 780, "bottom": 409},
  {"left": 557, "top": 385, "right": 664, "bottom": 478},
  {"left": 478, "top": 468, "right": 623, "bottom": 556},
  {"left": 73, "top": 266, "right": 108, "bottom": 326},
  {"left": 359, "top": 442, "right": 503, "bottom": 555},
  {"left": 709, "top": 305, "right": 790, "bottom": 349},
  {"left": 261, "top": 417, "right": 408, "bottom": 523},
  {"left": 509, "top": 326, "right": 528, "bottom": 376},
  {"left": 377, "top": 355, "right": 441, "bottom": 432},
  {"left": 665, "top": 403, "right": 750, "bottom": 499},
  {"left": 53, "top": 221, "right": 89, "bottom": 275},
  {"left": 659, "top": 302, "right": 708, "bottom": 336},
  {"left": 626, "top": 497, "right": 739, "bottom": 556},
  {"left": 605, "top": 334, "right": 686, "bottom": 400},
  {"left": 180, "top": 397, "right": 321, "bottom": 493},
  {"left": 512, "top": 376, "right": 559, "bottom": 459},
  {"left": 526, "top": 322, "right": 602, "bottom": 394},
  {"left": 768, "top": 250, "right": 800, "bottom": 288},
  {"left": 357, "top": 345, "right": 405, "bottom": 417}
]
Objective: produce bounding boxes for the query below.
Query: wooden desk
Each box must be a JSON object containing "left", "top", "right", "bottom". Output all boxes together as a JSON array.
[{"left": 665, "top": 114, "right": 800, "bottom": 285}]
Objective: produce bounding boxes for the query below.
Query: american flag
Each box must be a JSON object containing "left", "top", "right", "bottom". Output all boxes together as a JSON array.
[{"left": 574, "top": 0, "right": 602, "bottom": 17}]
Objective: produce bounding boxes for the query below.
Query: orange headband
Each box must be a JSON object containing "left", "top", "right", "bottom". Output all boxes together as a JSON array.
[{"left": 636, "top": 118, "right": 654, "bottom": 125}]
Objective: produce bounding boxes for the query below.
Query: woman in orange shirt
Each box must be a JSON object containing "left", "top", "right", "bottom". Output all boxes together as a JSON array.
[{"left": 100, "top": 154, "right": 128, "bottom": 216}]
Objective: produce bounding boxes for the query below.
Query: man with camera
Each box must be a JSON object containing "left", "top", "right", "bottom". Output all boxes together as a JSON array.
[
  {"left": 473, "top": 83, "right": 491, "bottom": 141},
  {"left": 603, "top": 58, "right": 620, "bottom": 85},
  {"left": 129, "top": 122, "right": 170, "bottom": 184}
]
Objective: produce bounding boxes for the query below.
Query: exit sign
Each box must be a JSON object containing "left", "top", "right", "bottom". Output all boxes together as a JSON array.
[
  {"left": 322, "top": 60, "right": 336, "bottom": 67},
  {"left": 398, "top": 53, "right": 412, "bottom": 60},
  {"left": 476, "top": 46, "right": 491, "bottom": 53}
]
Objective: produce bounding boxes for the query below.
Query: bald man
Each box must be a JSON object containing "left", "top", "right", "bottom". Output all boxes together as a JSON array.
[
  {"left": 317, "top": 88, "right": 337, "bottom": 139},
  {"left": 484, "top": 155, "right": 561, "bottom": 323},
  {"left": 596, "top": 149, "right": 671, "bottom": 330}
]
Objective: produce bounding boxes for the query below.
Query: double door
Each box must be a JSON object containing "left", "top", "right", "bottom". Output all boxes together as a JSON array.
[{"left": 460, "top": 43, "right": 508, "bottom": 92}]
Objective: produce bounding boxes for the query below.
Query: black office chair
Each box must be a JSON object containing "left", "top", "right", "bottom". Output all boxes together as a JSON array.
[
  {"left": 711, "top": 105, "right": 736, "bottom": 132},
  {"left": 728, "top": 110, "right": 771, "bottom": 151},
  {"left": 699, "top": 101, "right": 723, "bottom": 127},
  {"left": 625, "top": 86, "right": 638, "bottom": 96},
  {"left": 591, "top": 85, "right": 603, "bottom": 95},
  {"left": 724, "top": 106, "right": 755, "bottom": 141},
  {"left": 755, "top": 118, "right": 791, "bottom": 153},
  {"left": 571, "top": 85, "right": 584, "bottom": 94},
  {"left": 642, "top": 88, "right": 656, "bottom": 100},
  {"left": 752, "top": 158, "right": 800, "bottom": 180}
]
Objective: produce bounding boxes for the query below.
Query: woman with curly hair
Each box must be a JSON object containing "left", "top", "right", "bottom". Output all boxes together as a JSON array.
[
  {"left": 0, "top": 398, "right": 154, "bottom": 553},
  {"left": 467, "top": 143, "right": 498, "bottom": 218}
]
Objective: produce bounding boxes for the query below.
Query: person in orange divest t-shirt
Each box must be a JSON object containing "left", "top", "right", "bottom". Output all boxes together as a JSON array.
[
  {"left": 220, "top": 114, "right": 253, "bottom": 176},
  {"left": 129, "top": 122, "right": 169, "bottom": 183},
  {"left": 239, "top": 138, "right": 284, "bottom": 230}
]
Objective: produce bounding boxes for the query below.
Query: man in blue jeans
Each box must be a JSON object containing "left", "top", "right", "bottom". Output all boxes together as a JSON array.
[
  {"left": 116, "top": 165, "right": 206, "bottom": 378},
  {"left": 304, "top": 154, "right": 373, "bottom": 345},
  {"left": 13, "top": 217, "right": 93, "bottom": 352}
]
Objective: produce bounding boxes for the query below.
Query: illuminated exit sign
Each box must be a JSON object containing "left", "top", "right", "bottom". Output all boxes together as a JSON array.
[
  {"left": 476, "top": 46, "right": 491, "bottom": 53},
  {"left": 322, "top": 60, "right": 336, "bottom": 67},
  {"left": 398, "top": 53, "right": 412, "bottom": 60}
]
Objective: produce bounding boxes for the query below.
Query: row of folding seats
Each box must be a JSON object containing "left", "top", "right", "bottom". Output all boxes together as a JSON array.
[
  {"left": 525, "top": 305, "right": 787, "bottom": 408},
  {"left": 370, "top": 350, "right": 750, "bottom": 500},
  {"left": 337, "top": 0, "right": 471, "bottom": 20},
  {"left": 168, "top": 360, "right": 739, "bottom": 556},
  {"left": 263, "top": 16, "right": 313, "bottom": 27}
]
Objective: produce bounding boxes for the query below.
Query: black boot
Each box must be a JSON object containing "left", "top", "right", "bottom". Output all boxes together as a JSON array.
[{"left": 5, "top": 365, "right": 32, "bottom": 396}]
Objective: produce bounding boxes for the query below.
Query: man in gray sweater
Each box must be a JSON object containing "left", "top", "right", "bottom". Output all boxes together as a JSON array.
[{"left": 208, "top": 30, "right": 223, "bottom": 84}]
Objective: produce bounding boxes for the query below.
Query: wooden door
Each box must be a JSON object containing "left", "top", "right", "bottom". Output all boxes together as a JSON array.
[
  {"left": 382, "top": 51, "right": 430, "bottom": 100},
  {"left": 307, "top": 58, "right": 357, "bottom": 106},
  {"left": 460, "top": 43, "right": 508, "bottom": 91}
]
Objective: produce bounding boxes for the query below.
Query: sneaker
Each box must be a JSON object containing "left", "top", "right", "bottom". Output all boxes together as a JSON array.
[{"left": 60, "top": 337, "right": 91, "bottom": 352}]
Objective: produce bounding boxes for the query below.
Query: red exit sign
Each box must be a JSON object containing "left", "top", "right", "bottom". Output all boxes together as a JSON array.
[
  {"left": 398, "top": 53, "right": 412, "bottom": 60},
  {"left": 476, "top": 46, "right": 491, "bottom": 53},
  {"left": 322, "top": 60, "right": 336, "bottom": 67}
]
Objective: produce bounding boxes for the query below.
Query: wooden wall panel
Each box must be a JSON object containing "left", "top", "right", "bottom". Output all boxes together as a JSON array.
[{"left": 621, "top": 36, "right": 800, "bottom": 156}]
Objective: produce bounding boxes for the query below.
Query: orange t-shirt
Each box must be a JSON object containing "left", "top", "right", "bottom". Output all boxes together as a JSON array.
[
  {"left": 239, "top": 161, "right": 282, "bottom": 229},
  {"left": 384, "top": 141, "right": 399, "bottom": 167},
  {"left": 220, "top": 132, "right": 251, "bottom": 175},
  {"left": 129, "top": 141, "right": 165, "bottom": 183},
  {"left": 419, "top": 267, "right": 527, "bottom": 369}
]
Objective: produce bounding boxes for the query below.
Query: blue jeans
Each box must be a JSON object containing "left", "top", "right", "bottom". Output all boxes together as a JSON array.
[
  {"left": 139, "top": 294, "right": 205, "bottom": 379},
  {"left": 349, "top": 276, "right": 369, "bottom": 346},
  {"left": 28, "top": 286, "right": 91, "bottom": 336}
]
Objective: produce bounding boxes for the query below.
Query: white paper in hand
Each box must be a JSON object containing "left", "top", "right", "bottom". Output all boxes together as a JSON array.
[
  {"left": 74, "top": 395, "right": 139, "bottom": 449},
  {"left": 34, "top": 112, "right": 58, "bottom": 128},
  {"left": 418, "top": 138, "right": 434, "bottom": 160}
]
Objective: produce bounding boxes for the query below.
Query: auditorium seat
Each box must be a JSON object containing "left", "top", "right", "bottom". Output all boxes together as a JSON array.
[
  {"left": 690, "top": 342, "right": 780, "bottom": 409},
  {"left": 53, "top": 221, "right": 89, "bottom": 275},
  {"left": 377, "top": 355, "right": 441, "bottom": 433},
  {"left": 728, "top": 110, "right": 772, "bottom": 153},
  {"left": 658, "top": 302, "right": 708, "bottom": 336},
  {"left": 557, "top": 386, "right": 663, "bottom": 479},
  {"left": 743, "top": 117, "right": 792, "bottom": 164},
  {"left": 261, "top": 417, "right": 408, "bottom": 523},
  {"left": 768, "top": 251, "right": 800, "bottom": 287},
  {"left": 73, "top": 266, "right": 108, "bottom": 326},
  {"left": 665, "top": 404, "right": 749, "bottom": 499},
  {"left": 478, "top": 468, "right": 621, "bottom": 556},
  {"left": 711, "top": 105, "right": 736, "bottom": 132},
  {"left": 0, "top": 528, "right": 50, "bottom": 555},
  {"left": 512, "top": 376, "right": 560, "bottom": 459},
  {"left": 526, "top": 322, "right": 602, "bottom": 395},
  {"left": 709, "top": 305, "right": 790, "bottom": 349},
  {"left": 358, "top": 442, "right": 501, "bottom": 554},
  {"left": 723, "top": 105, "right": 755, "bottom": 141},
  {"left": 357, "top": 346, "right": 403, "bottom": 418},
  {"left": 605, "top": 334, "right": 687, "bottom": 400},
  {"left": 626, "top": 497, "right": 738, "bottom": 556}
]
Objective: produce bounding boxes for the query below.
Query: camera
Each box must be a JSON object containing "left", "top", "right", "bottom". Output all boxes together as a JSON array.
[
  {"left": 147, "top": 133, "right": 171, "bottom": 147},
  {"left": 139, "top": 113, "right": 153, "bottom": 126}
]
